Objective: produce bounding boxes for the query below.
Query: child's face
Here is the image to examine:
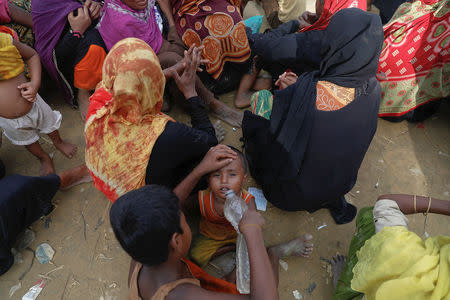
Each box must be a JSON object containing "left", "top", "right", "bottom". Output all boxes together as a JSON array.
[
  {"left": 122, "top": 0, "right": 148, "bottom": 10},
  {"left": 208, "top": 157, "right": 247, "bottom": 201}
]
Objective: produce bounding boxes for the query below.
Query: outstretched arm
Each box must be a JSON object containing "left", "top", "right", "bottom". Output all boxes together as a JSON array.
[
  {"left": 8, "top": 2, "right": 33, "bottom": 27},
  {"left": 377, "top": 194, "right": 450, "bottom": 216}
]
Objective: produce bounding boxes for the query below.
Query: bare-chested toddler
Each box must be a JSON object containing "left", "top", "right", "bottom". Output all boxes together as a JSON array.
[{"left": 0, "top": 27, "right": 76, "bottom": 175}]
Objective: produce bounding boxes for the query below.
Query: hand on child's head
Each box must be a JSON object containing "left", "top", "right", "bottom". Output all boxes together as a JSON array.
[
  {"left": 239, "top": 198, "right": 265, "bottom": 234},
  {"left": 17, "top": 82, "right": 38, "bottom": 102},
  {"left": 196, "top": 145, "right": 237, "bottom": 176}
]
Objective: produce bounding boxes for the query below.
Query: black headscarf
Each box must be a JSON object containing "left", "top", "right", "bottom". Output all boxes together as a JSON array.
[{"left": 269, "top": 8, "right": 383, "bottom": 179}]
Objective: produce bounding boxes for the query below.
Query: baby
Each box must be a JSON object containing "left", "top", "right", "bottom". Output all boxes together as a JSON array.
[
  {"left": 189, "top": 146, "right": 254, "bottom": 267},
  {"left": 0, "top": 27, "right": 76, "bottom": 175}
]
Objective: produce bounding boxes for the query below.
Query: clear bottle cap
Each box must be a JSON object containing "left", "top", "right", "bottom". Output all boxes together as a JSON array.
[{"left": 225, "top": 190, "right": 236, "bottom": 198}]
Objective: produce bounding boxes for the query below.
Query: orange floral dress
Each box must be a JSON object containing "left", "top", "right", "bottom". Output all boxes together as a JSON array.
[{"left": 171, "top": 0, "right": 251, "bottom": 79}]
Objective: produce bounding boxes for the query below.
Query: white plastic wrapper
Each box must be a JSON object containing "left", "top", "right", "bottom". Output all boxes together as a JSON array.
[{"left": 224, "top": 190, "right": 250, "bottom": 294}]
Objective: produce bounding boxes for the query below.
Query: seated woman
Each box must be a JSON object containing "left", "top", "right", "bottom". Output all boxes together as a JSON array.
[
  {"left": 32, "top": 0, "right": 107, "bottom": 120},
  {"left": 84, "top": 38, "right": 218, "bottom": 202},
  {"left": 234, "top": 0, "right": 367, "bottom": 107},
  {"left": 241, "top": 8, "right": 383, "bottom": 224},
  {"left": 171, "top": 0, "right": 253, "bottom": 95},
  {"left": 96, "top": 0, "right": 242, "bottom": 126},
  {"left": 331, "top": 194, "right": 450, "bottom": 300},
  {"left": 377, "top": 0, "right": 449, "bottom": 122},
  {"left": 0, "top": 0, "right": 33, "bottom": 46}
]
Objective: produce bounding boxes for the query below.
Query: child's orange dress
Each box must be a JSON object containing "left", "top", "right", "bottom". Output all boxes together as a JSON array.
[{"left": 190, "top": 189, "right": 254, "bottom": 267}]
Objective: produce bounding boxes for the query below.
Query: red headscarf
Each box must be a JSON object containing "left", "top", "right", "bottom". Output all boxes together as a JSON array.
[{"left": 299, "top": 0, "right": 367, "bottom": 32}]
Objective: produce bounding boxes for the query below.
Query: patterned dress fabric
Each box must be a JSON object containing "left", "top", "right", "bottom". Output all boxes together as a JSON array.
[
  {"left": 299, "top": 0, "right": 367, "bottom": 32},
  {"left": 172, "top": 0, "right": 251, "bottom": 79},
  {"left": 84, "top": 38, "right": 173, "bottom": 202},
  {"left": 377, "top": 0, "right": 449, "bottom": 117}
]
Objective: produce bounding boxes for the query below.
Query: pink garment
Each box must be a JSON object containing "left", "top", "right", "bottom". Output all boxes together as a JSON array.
[
  {"left": 0, "top": 0, "right": 11, "bottom": 23},
  {"left": 97, "top": 0, "right": 162, "bottom": 52}
]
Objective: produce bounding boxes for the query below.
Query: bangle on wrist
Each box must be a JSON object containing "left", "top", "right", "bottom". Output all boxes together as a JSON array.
[
  {"left": 240, "top": 224, "right": 262, "bottom": 231},
  {"left": 69, "top": 28, "right": 84, "bottom": 39}
]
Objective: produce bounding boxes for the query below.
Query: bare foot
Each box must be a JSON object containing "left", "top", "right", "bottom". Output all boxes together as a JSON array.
[
  {"left": 39, "top": 155, "right": 55, "bottom": 176},
  {"left": 78, "top": 89, "right": 91, "bottom": 121},
  {"left": 234, "top": 91, "right": 253, "bottom": 108},
  {"left": 209, "top": 99, "right": 244, "bottom": 128},
  {"left": 59, "top": 164, "right": 92, "bottom": 190},
  {"left": 253, "top": 77, "right": 272, "bottom": 91},
  {"left": 269, "top": 234, "right": 313, "bottom": 258},
  {"left": 54, "top": 140, "right": 77, "bottom": 159},
  {"left": 331, "top": 254, "right": 346, "bottom": 289},
  {"left": 213, "top": 120, "right": 226, "bottom": 142}
]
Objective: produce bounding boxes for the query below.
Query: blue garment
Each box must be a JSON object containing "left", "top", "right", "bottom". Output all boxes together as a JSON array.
[
  {"left": 244, "top": 16, "right": 264, "bottom": 34},
  {"left": 247, "top": 20, "right": 323, "bottom": 79},
  {"left": 0, "top": 174, "right": 59, "bottom": 275}
]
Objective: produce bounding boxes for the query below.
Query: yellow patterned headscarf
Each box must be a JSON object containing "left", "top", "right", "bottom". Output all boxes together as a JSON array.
[
  {"left": 0, "top": 29, "right": 24, "bottom": 81},
  {"left": 84, "top": 38, "right": 173, "bottom": 202}
]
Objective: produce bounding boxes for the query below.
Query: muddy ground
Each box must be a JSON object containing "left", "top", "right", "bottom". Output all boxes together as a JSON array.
[
  {"left": 1, "top": 1, "right": 449, "bottom": 297},
  {"left": 0, "top": 87, "right": 449, "bottom": 299}
]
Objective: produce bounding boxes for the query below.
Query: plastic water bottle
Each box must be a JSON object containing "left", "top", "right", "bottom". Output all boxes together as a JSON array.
[{"left": 224, "top": 190, "right": 250, "bottom": 294}]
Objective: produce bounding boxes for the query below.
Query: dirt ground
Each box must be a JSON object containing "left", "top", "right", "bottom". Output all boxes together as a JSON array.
[{"left": 0, "top": 87, "right": 449, "bottom": 300}]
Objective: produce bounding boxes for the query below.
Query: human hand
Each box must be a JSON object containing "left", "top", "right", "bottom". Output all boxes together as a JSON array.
[
  {"left": 298, "top": 11, "right": 317, "bottom": 29},
  {"left": 275, "top": 71, "right": 298, "bottom": 89},
  {"left": 84, "top": 0, "right": 102, "bottom": 20},
  {"left": 173, "top": 46, "right": 204, "bottom": 98},
  {"left": 17, "top": 81, "right": 39, "bottom": 102},
  {"left": 166, "top": 45, "right": 209, "bottom": 80},
  {"left": 239, "top": 198, "right": 265, "bottom": 234},
  {"left": 68, "top": 6, "right": 91, "bottom": 35},
  {"left": 194, "top": 144, "right": 238, "bottom": 177}
]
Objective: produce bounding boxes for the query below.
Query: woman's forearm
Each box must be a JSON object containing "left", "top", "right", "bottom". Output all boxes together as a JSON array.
[
  {"left": 157, "top": 0, "right": 175, "bottom": 26},
  {"left": 377, "top": 194, "right": 450, "bottom": 216},
  {"left": 8, "top": 3, "right": 33, "bottom": 27}
]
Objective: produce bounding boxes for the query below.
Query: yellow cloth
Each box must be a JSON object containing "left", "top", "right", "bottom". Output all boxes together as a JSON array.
[
  {"left": 0, "top": 31, "right": 24, "bottom": 80},
  {"left": 190, "top": 234, "right": 236, "bottom": 267},
  {"left": 351, "top": 226, "right": 450, "bottom": 300},
  {"left": 84, "top": 38, "right": 173, "bottom": 202}
]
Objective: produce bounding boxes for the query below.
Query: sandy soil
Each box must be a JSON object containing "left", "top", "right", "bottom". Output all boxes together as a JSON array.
[{"left": 0, "top": 86, "right": 449, "bottom": 300}]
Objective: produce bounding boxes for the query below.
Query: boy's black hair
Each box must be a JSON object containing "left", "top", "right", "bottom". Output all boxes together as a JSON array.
[
  {"left": 227, "top": 145, "right": 248, "bottom": 174},
  {"left": 110, "top": 185, "right": 183, "bottom": 266}
]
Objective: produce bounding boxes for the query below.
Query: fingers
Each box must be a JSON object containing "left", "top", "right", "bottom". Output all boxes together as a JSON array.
[
  {"left": 91, "top": 4, "right": 101, "bottom": 19},
  {"left": 247, "top": 197, "right": 257, "bottom": 211},
  {"left": 17, "top": 83, "right": 27, "bottom": 90},
  {"left": 82, "top": 4, "right": 90, "bottom": 18},
  {"left": 210, "top": 144, "right": 238, "bottom": 158}
]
